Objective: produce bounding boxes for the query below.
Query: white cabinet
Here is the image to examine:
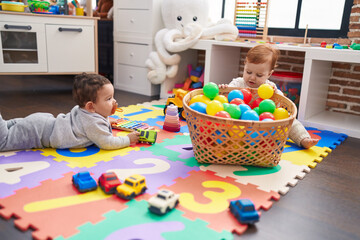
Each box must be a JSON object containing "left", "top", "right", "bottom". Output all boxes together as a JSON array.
[
  {"left": 0, "top": 12, "right": 97, "bottom": 74},
  {"left": 113, "top": 0, "right": 163, "bottom": 96}
]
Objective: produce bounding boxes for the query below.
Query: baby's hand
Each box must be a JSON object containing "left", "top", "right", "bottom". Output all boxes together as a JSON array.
[
  {"left": 109, "top": 118, "right": 120, "bottom": 125},
  {"left": 218, "top": 84, "right": 228, "bottom": 89},
  {"left": 127, "top": 131, "right": 140, "bottom": 145}
]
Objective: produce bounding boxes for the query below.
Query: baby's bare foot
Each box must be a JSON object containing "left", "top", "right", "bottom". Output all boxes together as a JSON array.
[{"left": 301, "top": 138, "right": 319, "bottom": 149}]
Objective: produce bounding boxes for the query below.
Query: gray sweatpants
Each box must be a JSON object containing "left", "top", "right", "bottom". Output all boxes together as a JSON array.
[{"left": 0, "top": 113, "right": 55, "bottom": 151}]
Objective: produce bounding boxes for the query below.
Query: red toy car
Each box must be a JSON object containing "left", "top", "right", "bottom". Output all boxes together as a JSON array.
[{"left": 98, "top": 172, "right": 121, "bottom": 194}]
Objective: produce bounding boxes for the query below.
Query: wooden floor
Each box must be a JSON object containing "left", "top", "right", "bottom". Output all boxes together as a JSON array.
[{"left": 0, "top": 75, "right": 360, "bottom": 240}]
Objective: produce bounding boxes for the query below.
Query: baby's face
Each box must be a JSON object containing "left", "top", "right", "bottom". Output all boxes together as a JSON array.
[
  {"left": 243, "top": 61, "right": 273, "bottom": 88},
  {"left": 93, "top": 83, "right": 117, "bottom": 118}
]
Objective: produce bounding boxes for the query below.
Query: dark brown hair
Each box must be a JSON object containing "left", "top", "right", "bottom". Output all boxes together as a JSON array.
[
  {"left": 73, "top": 73, "right": 111, "bottom": 107},
  {"left": 246, "top": 44, "right": 280, "bottom": 71}
]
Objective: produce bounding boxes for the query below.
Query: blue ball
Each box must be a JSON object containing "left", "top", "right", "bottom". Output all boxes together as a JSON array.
[
  {"left": 228, "top": 90, "right": 244, "bottom": 103},
  {"left": 189, "top": 102, "right": 207, "bottom": 114},
  {"left": 239, "top": 104, "right": 251, "bottom": 115},
  {"left": 241, "top": 110, "right": 260, "bottom": 121}
]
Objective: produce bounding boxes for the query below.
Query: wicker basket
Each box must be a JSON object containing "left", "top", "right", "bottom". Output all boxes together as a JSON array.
[{"left": 183, "top": 88, "right": 297, "bottom": 167}]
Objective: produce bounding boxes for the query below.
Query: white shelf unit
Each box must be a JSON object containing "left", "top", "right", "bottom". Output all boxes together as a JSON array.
[
  {"left": 0, "top": 12, "right": 98, "bottom": 74},
  {"left": 163, "top": 40, "right": 360, "bottom": 138},
  {"left": 113, "top": 0, "right": 163, "bottom": 96}
]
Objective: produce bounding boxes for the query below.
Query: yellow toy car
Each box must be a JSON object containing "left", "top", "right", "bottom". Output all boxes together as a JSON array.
[
  {"left": 164, "top": 89, "right": 188, "bottom": 120},
  {"left": 115, "top": 174, "right": 147, "bottom": 200}
]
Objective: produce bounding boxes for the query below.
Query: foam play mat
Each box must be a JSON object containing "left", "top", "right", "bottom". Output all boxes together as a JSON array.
[{"left": 0, "top": 100, "right": 348, "bottom": 240}]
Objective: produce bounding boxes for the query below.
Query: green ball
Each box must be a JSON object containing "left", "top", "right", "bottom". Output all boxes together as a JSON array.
[
  {"left": 203, "top": 82, "right": 219, "bottom": 100},
  {"left": 223, "top": 103, "right": 230, "bottom": 111},
  {"left": 259, "top": 99, "right": 276, "bottom": 114},
  {"left": 225, "top": 104, "right": 241, "bottom": 119},
  {"left": 253, "top": 107, "right": 260, "bottom": 115}
]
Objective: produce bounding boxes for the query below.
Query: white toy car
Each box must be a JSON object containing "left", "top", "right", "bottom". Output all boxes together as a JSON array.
[{"left": 148, "top": 189, "right": 180, "bottom": 215}]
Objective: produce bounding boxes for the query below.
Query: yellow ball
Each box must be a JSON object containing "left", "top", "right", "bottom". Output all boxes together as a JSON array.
[
  {"left": 273, "top": 108, "right": 289, "bottom": 120},
  {"left": 214, "top": 95, "right": 229, "bottom": 104},
  {"left": 206, "top": 100, "right": 224, "bottom": 116},
  {"left": 189, "top": 94, "right": 211, "bottom": 106},
  {"left": 258, "top": 83, "right": 274, "bottom": 99}
]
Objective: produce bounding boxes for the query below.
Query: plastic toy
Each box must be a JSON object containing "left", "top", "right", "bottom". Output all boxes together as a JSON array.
[
  {"left": 188, "top": 94, "right": 211, "bottom": 105},
  {"left": 115, "top": 174, "right": 147, "bottom": 200},
  {"left": 98, "top": 172, "right": 121, "bottom": 194},
  {"left": 148, "top": 189, "right": 180, "bottom": 215},
  {"left": 350, "top": 43, "right": 360, "bottom": 50},
  {"left": 28, "top": 0, "right": 50, "bottom": 13},
  {"left": 203, "top": 82, "right": 219, "bottom": 100},
  {"left": 0, "top": 1, "right": 28, "bottom": 12},
  {"left": 239, "top": 104, "right": 251, "bottom": 115},
  {"left": 259, "top": 112, "right": 275, "bottom": 121},
  {"left": 137, "top": 129, "right": 157, "bottom": 144},
  {"left": 214, "top": 111, "right": 231, "bottom": 119},
  {"left": 240, "top": 88, "right": 252, "bottom": 104},
  {"left": 206, "top": 100, "right": 224, "bottom": 116},
  {"left": 258, "top": 84, "right": 274, "bottom": 99},
  {"left": 251, "top": 98, "right": 263, "bottom": 109},
  {"left": 228, "top": 89, "right": 244, "bottom": 103},
  {"left": 163, "top": 104, "right": 181, "bottom": 132},
  {"left": 214, "top": 95, "right": 228, "bottom": 104},
  {"left": 229, "top": 199, "right": 260, "bottom": 224},
  {"left": 230, "top": 98, "right": 245, "bottom": 106},
  {"left": 226, "top": 104, "right": 241, "bottom": 119},
  {"left": 164, "top": 88, "right": 188, "bottom": 120},
  {"left": 259, "top": 99, "right": 276, "bottom": 114},
  {"left": 273, "top": 108, "right": 289, "bottom": 120},
  {"left": 241, "top": 110, "right": 259, "bottom": 121},
  {"left": 189, "top": 102, "right": 207, "bottom": 114},
  {"left": 112, "top": 118, "right": 151, "bottom": 132},
  {"left": 72, "top": 171, "right": 98, "bottom": 193}
]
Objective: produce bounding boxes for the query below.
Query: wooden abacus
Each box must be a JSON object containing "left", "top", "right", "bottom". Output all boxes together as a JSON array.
[{"left": 234, "top": 0, "right": 270, "bottom": 40}]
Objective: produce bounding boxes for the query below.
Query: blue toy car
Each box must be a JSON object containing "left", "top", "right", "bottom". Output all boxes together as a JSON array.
[
  {"left": 72, "top": 171, "right": 98, "bottom": 193},
  {"left": 229, "top": 199, "right": 260, "bottom": 224}
]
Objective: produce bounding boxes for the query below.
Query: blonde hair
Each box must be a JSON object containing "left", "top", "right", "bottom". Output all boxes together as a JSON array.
[{"left": 245, "top": 44, "right": 280, "bottom": 71}]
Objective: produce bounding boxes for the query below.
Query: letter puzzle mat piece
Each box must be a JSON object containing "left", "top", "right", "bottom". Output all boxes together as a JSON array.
[
  {"left": 158, "top": 170, "right": 280, "bottom": 235},
  {"left": 0, "top": 172, "right": 133, "bottom": 240},
  {"left": 37, "top": 145, "right": 140, "bottom": 168},
  {"left": 201, "top": 160, "right": 311, "bottom": 195},
  {"left": 54, "top": 200, "right": 232, "bottom": 240},
  {"left": 0, "top": 151, "right": 76, "bottom": 198},
  {"left": 111, "top": 104, "right": 164, "bottom": 122},
  {"left": 81, "top": 150, "right": 199, "bottom": 194}
]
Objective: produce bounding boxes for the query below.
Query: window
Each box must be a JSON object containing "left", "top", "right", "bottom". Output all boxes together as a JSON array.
[{"left": 216, "top": 0, "right": 353, "bottom": 38}]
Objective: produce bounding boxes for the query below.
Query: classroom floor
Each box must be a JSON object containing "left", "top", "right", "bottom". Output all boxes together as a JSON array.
[{"left": 0, "top": 75, "right": 359, "bottom": 240}]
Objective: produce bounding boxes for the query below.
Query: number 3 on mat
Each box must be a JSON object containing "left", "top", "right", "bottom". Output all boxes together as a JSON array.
[{"left": 179, "top": 181, "right": 241, "bottom": 214}]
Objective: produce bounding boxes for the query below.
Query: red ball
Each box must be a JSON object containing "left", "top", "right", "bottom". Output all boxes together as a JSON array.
[
  {"left": 230, "top": 98, "right": 245, "bottom": 106},
  {"left": 259, "top": 112, "right": 275, "bottom": 121},
  {"left": 251, "top": 98, "right": 263, "bottom": 109},
  {"left": 215, "top": 111, "right": 231, "bottom": 118},
  {"left": 240, "top": 88, "right": 252, "bottom": 104}
]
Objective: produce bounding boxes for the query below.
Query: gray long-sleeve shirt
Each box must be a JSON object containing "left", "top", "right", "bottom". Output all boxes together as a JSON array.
[{"left": 0, "top": 106, "right": 130, "bottom": 151}]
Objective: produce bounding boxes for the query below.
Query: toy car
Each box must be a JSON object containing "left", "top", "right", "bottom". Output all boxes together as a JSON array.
[
  {"left": 229, "top": 199, "right": 260, "bottom": 224},
  {"left": 148, "top": 189, "right": 180, "bottom": 215},
  {"left": 164, "top": 88, "right": 188, "bottom": 120},
  {"left": 98, "top": 172, "right": 121, "bottom": 194},
  {"left": 137, "top": 129, "right": 157, "bottom": 144},
  {"left": 72, "top": 171, "right": 98, "bottom": 193},
  {"left": 115, "top": 174, "right": 147, "bottom": 200}
]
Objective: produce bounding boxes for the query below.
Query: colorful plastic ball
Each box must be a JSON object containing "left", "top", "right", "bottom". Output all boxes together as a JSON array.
[
  {"left": 215, "top": 111, "right": 231, "bottom": 119},
  {"left": 225, "top": 104, "right": 241, "bottom": 119},
  {"left": 206, "top": 100, "right": 224, "bottom": 116},
  {"left": 259, "top": 99, "right": 276, "bottom": 114},
  {"left": 258, "top": 84, "right": 274, "bottom": 99},
  {"left": 273, "top": 108, "right": 289, "bottom": 120},
  {"left": 259, "top": 112, "right": 275, "bottom": 121},
  {"left": 253, "top": 107, "right": 260, "bottom": 115},
  {"left": 240, "top": 88, "right": 252, "bottom": 104},
  {"left": 251, "top": 98, "right": 263, "bottom": 109},
  {"left": 241, "top": 110, "right": 259, "bottom": 121},
  {"left": 203, "top": 82, "right": 219, "bottom": 100},
  {"left": 239, "top": 104, "right": 251, "bottom": 115},
  {"left": 262, "top": 118, "right": 274, "bottom": 122},
  {"left": 228, "top": 89, "right": 244, "bottom": 102},
  {"left": 230, "top": 98, "right": 245, "bottom": 106},
  {"left": 223, "top": 103, "right": 230, "bottom": 111},
  {"left": 189, "top": 94, "right": 210, "bottom": 105},
  {"left": 189, "top": 102, "right": 207, "bottom": 114},
  {"left": 214, "top": 95, "right": 228, "bottom": 104}
]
